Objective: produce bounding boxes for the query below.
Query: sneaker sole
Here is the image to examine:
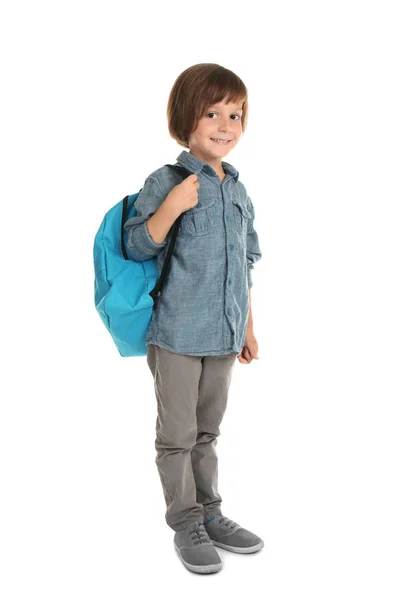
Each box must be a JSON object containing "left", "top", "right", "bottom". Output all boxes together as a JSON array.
[
  {"left": 174, "top": 543, "right": 222, "bottom": 574},
  {"left": 211, "top": 539, "right": 264, "bottom": 554}
]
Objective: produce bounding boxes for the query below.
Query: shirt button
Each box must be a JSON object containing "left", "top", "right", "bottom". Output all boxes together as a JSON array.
[
  {"left": 229, "top": 244, "right": 234, "bottom": 250},
  {"left": 228, "top": 278, "right": 232, "bottom": 285},
  {"left": 227, "top": 309, "right": 232, "bottom": 316}
]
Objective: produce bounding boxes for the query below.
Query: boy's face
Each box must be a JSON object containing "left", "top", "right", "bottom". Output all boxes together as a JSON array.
[{"left": 188, "top": 98, "right": 244, "bottom": 168}]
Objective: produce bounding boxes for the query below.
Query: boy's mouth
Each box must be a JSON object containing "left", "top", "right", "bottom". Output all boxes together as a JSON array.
[{"left": 210, "top": 138, "right": 232, "bottom": 145}]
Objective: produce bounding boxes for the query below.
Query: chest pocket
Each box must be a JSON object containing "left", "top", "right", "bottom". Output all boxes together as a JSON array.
[
  {"left": 180, "top": 195, "right": 217, "bottom": 236},
  {"left": 232, "top": 198, "right": 252, "bottom": 235}
]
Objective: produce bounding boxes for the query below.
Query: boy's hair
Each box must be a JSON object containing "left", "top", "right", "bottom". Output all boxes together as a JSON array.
[{"left": 167, "top": 63, "right": 248, "bottom": 149}]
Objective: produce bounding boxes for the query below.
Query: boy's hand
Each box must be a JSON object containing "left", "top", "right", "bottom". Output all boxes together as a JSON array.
[
  {"left": 237, "top": 328, "right": 259, "bottom": 364},
  {"left": 165, "top": 173, "right": 200, "bottom": 215}
]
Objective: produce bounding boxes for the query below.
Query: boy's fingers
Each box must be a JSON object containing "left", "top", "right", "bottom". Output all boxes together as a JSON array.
[{"left": 243, "top": 347, "right": 252, "bottom": 362}]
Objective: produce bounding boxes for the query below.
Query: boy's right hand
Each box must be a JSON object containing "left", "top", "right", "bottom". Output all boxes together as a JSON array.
[{"left": 165, "top": 174, "right": 200, "bottom": 215}]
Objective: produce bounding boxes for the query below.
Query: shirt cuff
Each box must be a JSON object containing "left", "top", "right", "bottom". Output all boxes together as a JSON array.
[{"left": 134, "top": 219, "right": 168, "bottom": 257}]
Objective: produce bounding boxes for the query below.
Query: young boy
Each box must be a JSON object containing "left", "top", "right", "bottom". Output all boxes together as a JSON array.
[{"left": 124, "top": 63, "right": 263, "bottom": 574}]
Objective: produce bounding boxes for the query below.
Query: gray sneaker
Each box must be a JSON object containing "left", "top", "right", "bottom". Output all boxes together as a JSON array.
[
  {"left": 174, "top": 521, "right": 223, "bottom": 574},
  {"left": 204, "top": 514, "right": 264, "bottom": 554}
]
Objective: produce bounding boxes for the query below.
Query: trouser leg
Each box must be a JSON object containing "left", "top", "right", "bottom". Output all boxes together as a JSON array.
[
  {"left": 146, "top": 343, "right": 205, "bottom": 532},
  {"left": 191, "top": 352, "right": 237, "bottom": 522}
]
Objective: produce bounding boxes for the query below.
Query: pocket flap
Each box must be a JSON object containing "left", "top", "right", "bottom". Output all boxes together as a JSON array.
[
  {"left": 187, "top": 194, "right": 216, "bottom": 213},
  {"left": 232, "top": 198, "right": 252, "bottom": 219}
]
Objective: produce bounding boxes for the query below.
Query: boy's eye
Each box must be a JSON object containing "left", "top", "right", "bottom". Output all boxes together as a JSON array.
[{"left": 206, "top": 112, "right": 242, "bottom": 120}]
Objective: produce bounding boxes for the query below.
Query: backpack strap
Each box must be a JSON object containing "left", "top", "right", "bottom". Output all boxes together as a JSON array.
[
  {"left": 148, "top": 164, "right": 192, "bottom": 302},
  {"left": 121, "top": 195, "right": 131, "bottom": 260}
]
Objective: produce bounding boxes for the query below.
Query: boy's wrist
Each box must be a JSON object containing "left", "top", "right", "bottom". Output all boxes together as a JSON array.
[{"left": 164, "top": 194, "right": 183, "bottom": 220}]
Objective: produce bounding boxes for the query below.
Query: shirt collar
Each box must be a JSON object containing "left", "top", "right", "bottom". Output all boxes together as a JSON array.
[{"left": 175, "top": 150, "right": 239, "bottom": 183}]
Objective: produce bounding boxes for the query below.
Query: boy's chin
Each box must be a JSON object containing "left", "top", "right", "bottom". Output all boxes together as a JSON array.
[{"left": 208, "top": 143, "right": 232, "bottom": 156}]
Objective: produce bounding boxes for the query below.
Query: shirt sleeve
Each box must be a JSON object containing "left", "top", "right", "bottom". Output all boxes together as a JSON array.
[
  {"left": 123, "top": 175, "right": 170, "bottom": 262},
  {"left": 245, "top": 196, "right": 262, "bottom": 288}
]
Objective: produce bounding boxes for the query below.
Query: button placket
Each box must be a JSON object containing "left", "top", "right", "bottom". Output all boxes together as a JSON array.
[{"left": 223, "top": 184, "right": 237, "bottom": 333}]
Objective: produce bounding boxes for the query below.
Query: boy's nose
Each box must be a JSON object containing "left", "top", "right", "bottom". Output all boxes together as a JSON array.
[{"left": 219, "top": 123, "right": 232, "bottom": 133}]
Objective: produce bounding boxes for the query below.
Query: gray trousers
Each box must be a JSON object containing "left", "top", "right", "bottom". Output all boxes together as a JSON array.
[{"left": 146, "top": 344, "right": 237, "bottom": 532}]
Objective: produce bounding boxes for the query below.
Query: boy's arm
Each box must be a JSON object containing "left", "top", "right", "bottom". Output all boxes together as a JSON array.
[
  {"left": 123, "top": 175, "right": 178, "bottom": 262},
  {"left": 246, "top": 195, "right": 262, "bottom": 290},
  {"left": 247, "top": 288, "right": 254, "bottom": 331}
]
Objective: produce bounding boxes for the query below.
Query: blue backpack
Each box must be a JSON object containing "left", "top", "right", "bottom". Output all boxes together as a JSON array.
[{"left": 93, "top": 164, "right": 190, "bottom": 357}]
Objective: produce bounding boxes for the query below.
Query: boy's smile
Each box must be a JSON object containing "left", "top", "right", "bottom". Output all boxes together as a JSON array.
[{"left": 188, "top": 98, "right": 244, "bottom": 175}]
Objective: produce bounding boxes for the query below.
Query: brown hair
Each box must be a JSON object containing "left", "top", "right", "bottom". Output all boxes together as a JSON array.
[{"left": 167, "top": 63, "right": 248, "bottom": 149}]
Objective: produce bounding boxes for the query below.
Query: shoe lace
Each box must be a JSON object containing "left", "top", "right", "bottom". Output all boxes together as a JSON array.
[
  {"left": 189, "top": 525, "right": 210, "bottom": 546},
  {"left": 217, "top": 514, "right": 239, "bottom": 530}
]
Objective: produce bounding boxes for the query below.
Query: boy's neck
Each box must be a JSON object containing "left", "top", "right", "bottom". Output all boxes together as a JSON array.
[{"left": 188, "top": 150, "right": 225, "bottom": 180}]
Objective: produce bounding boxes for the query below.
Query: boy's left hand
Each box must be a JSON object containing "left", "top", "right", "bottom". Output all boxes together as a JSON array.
[{"left": 237, "top": 328, "right": 259, "bottom": 364}]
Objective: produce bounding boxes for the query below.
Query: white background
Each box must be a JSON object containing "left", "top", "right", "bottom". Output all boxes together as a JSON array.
[{"left": 1, "top": 0, "right": 399, "bottom": 598}]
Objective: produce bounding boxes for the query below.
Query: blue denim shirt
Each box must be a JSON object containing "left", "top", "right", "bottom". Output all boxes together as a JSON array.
[{"left": 123, "top": 150, "right": 262, "bottom": 356}]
